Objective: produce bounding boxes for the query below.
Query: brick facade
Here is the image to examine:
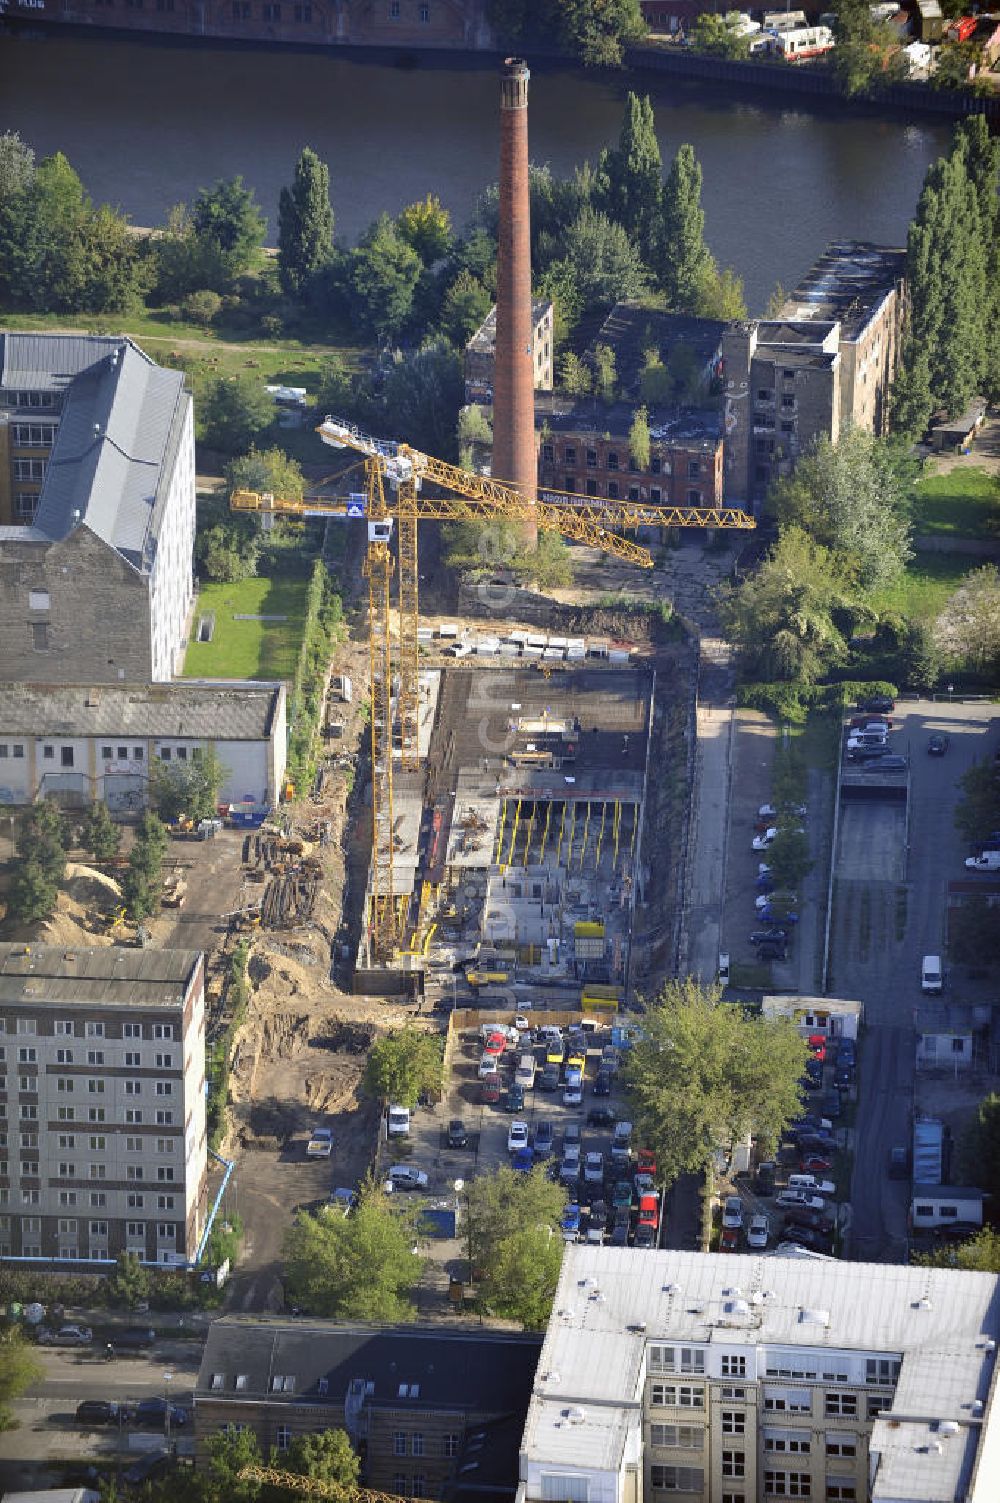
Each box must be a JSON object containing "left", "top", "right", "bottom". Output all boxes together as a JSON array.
[{"left": 537, "top": 419, "right": 724, "bottom": 510}]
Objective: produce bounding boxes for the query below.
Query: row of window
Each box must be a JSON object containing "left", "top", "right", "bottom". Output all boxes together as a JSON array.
[
  {"left": 11, "top": 1048, "right": 173, "bottom": 1066},
  {"left": 540, "top": 444, "right": 702, "bottom": 479},
  {"left": 12, "top": 423, "right": 57, "bottom": 448},
  {"left": 755, "top": 417, "right": 796, "bottom": 435},
  {"left": 15, "top": 1077, "right": 174, "bottom": 1096},
  {"left": 7, "top": 1105, "right": 175, "bottom": 1125},
  {"left": 650, "top": 1378, "right": 889, "bottom": 1421},
  {"left": 551, "top": 476, "right": 704, "bottom": 505},
  {"left": 7, "top": 1133, "right": 175, "bottom": 1151},
  {"left": 755, "top": 390, "right": 798, "bottom": 408},
  {"left": 0, "top": 743, "right": 203, "bottom": 765},
  {"left": 649, "top": 1472, "right": 854, "bottom": 1500},
  {"left": 13, "top": 458, "right": 46, "bottom": 482},
  {"left": 392, "top": 1431, "right": 456, "bottom": 1457},
  {"left": 6, "top": 1020, "right": 174, "bottom": 1039},
  {"left": 7, "top": 1203, "right": 176, "bottom": 1231},
  {"left": 5, "top": 390, "right": 57, "bottom": 409}
]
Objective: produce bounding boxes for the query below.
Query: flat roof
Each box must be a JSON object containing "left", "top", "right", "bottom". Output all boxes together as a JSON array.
[
  {"left": 467, "top": 301, "right": 552, "bottom": 355},
  {"left": 535, "top": 395, "right": 721, "bottom": 448},
  {"left": 0, "top": 944, "right": 201, "bottom": 1010},
  {"left": 0, "top": 680, "right": 283, "bottom": 741},
  {"left": 587, "top": 304, "right": 725, "bottom": 393},
  {"left": 777, "top": 241, "right": 906, "bottom": 340}
]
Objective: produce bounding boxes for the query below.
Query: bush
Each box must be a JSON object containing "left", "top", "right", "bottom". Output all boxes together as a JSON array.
[{"left": 181, "top": 288, "right": 223, "bottom": 327}]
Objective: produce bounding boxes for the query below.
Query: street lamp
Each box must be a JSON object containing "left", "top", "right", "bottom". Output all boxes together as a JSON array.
[
  {"left": 454, "top": 1178, "right": 472, "bottom": 1289},
  {"left": 163, "top": 1370, "right": 174, "bottom": 1446}
]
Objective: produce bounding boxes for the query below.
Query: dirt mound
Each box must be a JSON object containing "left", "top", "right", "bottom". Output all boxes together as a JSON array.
[{"left": 64, "top": 861, "right": 122, "bottom": 903}]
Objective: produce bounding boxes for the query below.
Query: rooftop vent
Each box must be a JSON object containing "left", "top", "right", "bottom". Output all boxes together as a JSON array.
[
  {"left": 565, "top": 1407, "right": 586, "bottom": 1425},
  {"left": 923, "top": 1440, "right": 944, "bottom": 1455},
  {"left": 663, "top": 1284, "right": 681, "bottom": 1295},
  {"left": 978, "top": 1337, "right": 996, "bottom": 1353},
  {"left": 938, "top": 1421, "right": 960, "bottom": 1437},
  {"left": 971, "top": 1401, "right": 984, "bottom": 1415},
  {"left": 542, "top": 1371, "right": 561, "bottom": 1385},
  {"left": 627, "top": 1323, "right": 647, "bottom": 1334},
  {"left": 559, "top": 1308, "right": 576, "bottom": 1320},
  {"left": 723, "top": 1287, "right": 743, "bottom": 1298},
  {"left": 914, "top": 1297, "right": 933, "bottom": 1311},
  {"left": 799, "top": 1309, "right": 831, "bottom": 1327}
]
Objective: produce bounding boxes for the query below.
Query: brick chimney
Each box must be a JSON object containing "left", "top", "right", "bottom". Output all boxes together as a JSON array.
[{"left": 493, "top": 57, "right": 537, "bottom": 544}]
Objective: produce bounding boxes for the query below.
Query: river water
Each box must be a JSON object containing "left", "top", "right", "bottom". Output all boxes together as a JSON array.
[{"left": 0, "top": 32, "right": 950, "bottom": 309}]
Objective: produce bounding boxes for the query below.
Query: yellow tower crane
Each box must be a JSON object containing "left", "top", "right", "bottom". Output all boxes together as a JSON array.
[
  {"left": 238, "top": 1465, "right": 406, "bottom": 1503},
  {"left": 231, "top": 415, "right": 755, "bottom": 961}
]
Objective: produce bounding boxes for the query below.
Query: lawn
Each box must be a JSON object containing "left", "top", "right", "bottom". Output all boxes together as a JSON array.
[
  {"left": 912, "top": 466, "right": 1000, "bottom": 539},
  {"left": 182, "top": 577, "right": 309, "bottom": 682},
  {"left": 869, "top": 552, "right": 978, "bottom": 623}
]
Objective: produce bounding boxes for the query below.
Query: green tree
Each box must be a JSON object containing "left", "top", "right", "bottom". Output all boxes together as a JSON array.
[
  {"left": 181, "top": 288, "right": 223, "bottom": 327},
  {"left": 598, "top": 92, "right": 662, "bottom": 263},
  {"left": 226, "top": 445, "right": 305, "bottom": 506},
  {"left": 0, "top": 1328, "right": 43, "bottom": 1431},
  {"left": 152, "top": 746, "right": 228, "bottom": 825},
  {"left": 348, "top": 213, "right": 422, "bottom": 340},
  {"left": 934, "top": 565, "right": 1000, "bottom": 674},
  {"left": 2, "top": 152, "right": 90, "bottom": 311},
  {"left": 629, "top": 405, "right": 651, "bottom": 471},
  {"left": 659, "top": 145, "right": 712, "bottom": 313},
  {"left": 363, "top": 1026, "right": 443, "bottom": 1108},
  {"left": 200, "top": 374, "right": 274, "bottom": 453},
  {"left": 957, "top": 1095, "right": 1000, "bottom": 1209},
  {"left": 896, "top": 620, "right": 941, "bottom": 692},
  {"left": 555, "top": 0, "right": 646, "bottom": 65},
  {"left": 948, "top": 897, "right": 1000, "bottom": 968},
  {"left": 6, "top": 859, "right": 59, "bottom": 926},
  {"left": 467, "top": 1165, "right": 566, "bottom": 1327},
  {"left": 693, "top": 261, "right": 747, "bottom": 320},
  {"left": 397, "top": 193, "right": 453, "bottom": 265},
  {"left": 121, "top": 812, "right": 167, "bottom": 923},
  {"left": 283, "top": 1183, "right": 423, "bottom": 1321},
  {"left": 379, "top": 339, "right": 464, "bottom": 460},
  {"left": 715, "top": 527, "right": 854, "bottom": 683},
  {"left": 277, "top": 146, "right": 335, "bottom": 299},
  {"left": 192, "top": 175, "right": 266, "bottom": 283},
  {"left": 623, "top": 978, "right": 808, "bottom": 1189},
  {"left": 769, "top": 431, "right": 913, "bottom": 592},
  {"left": 107, "top": 1250, "right": 152, "bottom": 1309},
  {"left": 0, "top": 131, "right": 35, "bottom": 205},
  {"left": 932, "top": 40, "right": 990, "bottom": 94},
  {"left": 592, "top": 342, "right": 618, "bottom": 399},
  {"left": 279, "top": 1429, "right": 360, "bottom": 1492},
  {"left": 954, "top": 759, "right": 1000, "bottom": 845},
  {"left": 832, "top": 0, "right": 902, "bottom": 95},
  {"left": 558, "top": 205, "right": 649, "bottom": 308},
  {"left": 17, "top": 798, "right": 69, "bottom": 884},
  {"left": 76, "top": 202, "right": 145, "bottom": 313},
  {"left": 687, "top": 12, "right": 752, "bottom": 58},
  {"left": 152, "top": 203, "right": 225, "bottom": 302},
  {"left": 559, "top": 350, "right": 593, "bottom": 395},
  {"left": 205, "top": 1426, "right": 264, "bottom": 1503},
  {"left": 440, "top": 269, "right": 492, "bottom": 347},
  {"left": 956, "top": 117, "right": 1000, "bottom": 401},
  {"left": 916, "top": 1227, "right": 1000, "bottom": 1272},
  {"left": 530, "top": 531, "right": 574, "bottom": 590},
  {"left": 80, "top": 802, "right": 122, "bottom": 864},
  {"left": 764, "top": 826, "right": 812, "bottom": 891}
]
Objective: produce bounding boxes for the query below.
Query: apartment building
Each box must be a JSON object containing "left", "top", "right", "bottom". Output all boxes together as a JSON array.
[
  {"left": 535, "top": 398, "right": 724, "bottom": 510},
  {"left": 520, "top": 1246, "right": 1000, "bottom": 1503},
  {"left": 722, "top": 243, "right": 906, "bottom": 506},
  {"left": 0, "top": 333, "right": 196, "bottom": 683},
  {"left": 465, "top": 302, "right": 555, "bottom": 406},
  {"left": 0, "top": 944, "right": 207, "bottom": 1266},
  {"left": 0, "top": 679, "right": 287, "bottom": 814},
  {"left": 194, "top": 1318, "right": 542, "bottom": 1496}
]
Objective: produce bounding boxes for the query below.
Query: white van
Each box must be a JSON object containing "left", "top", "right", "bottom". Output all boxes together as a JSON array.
[
  {"left": 387, "top": 1104, "right": 411, "bottom": 1137},
  {"left": 515, "top": 1053, "right": 536, "bottom": 1089},
  {"left": 921, "top": 955, "right": 943, "bottom": 994}
]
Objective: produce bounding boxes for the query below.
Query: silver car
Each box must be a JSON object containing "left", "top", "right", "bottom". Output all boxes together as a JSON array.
[{"left": 383, "top": 1165, "right": 429, "bottom": 1192}]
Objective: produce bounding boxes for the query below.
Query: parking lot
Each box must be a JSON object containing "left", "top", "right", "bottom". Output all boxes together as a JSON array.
[{"left": 390, "top": 1016, "right": 660, "bottom": 1251}]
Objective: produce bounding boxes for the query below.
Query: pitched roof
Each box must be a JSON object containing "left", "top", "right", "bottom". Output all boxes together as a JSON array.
[{"left": 0, "top": 680, "right": 283, "bottom": 741}]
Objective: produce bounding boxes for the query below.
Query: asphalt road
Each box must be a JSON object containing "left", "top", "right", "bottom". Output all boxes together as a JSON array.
[{"left": 836, "top": 699, "right": 1000, "bottom": 1261}]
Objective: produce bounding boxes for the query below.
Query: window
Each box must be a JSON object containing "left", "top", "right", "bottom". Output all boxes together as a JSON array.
[
  {"left": 825, "top": 1489, "right": 855, "bottom": 1502},
  {"left": 155, "top": 1053, "right": 172, "bottom": 1069},
  {"left": 722, "top": 1452, "right": 745, "bottom": 1479},
  {"left": 586, "top": 479, "right": 598, "bottom": 496},
  {"left": 157, "top": 1167, "right": 175, "bottom": 1182},
  {"left": 825, "top": 1436, "right": 856, "bottom": 1459},
  {"left": 586, "top": 449, "right": 598, "bottom": 469},
  {"left": 126, "top": 1110, "right": 143, "bottom": 1125},
  {"left": 607, "top": 451, "right": 619, "bottom": 471},
  {"left": 649, "top": 1383, "right": 704, "bottom": 1409},
  {"left": 783, "top": 370, "right": 795, "bottom": 381},
  {"left": 58, "top": 1218, "right": 77, "bottom": 1234},
  {"left": 127, "top": 1166, "right": 143, "bottom": 1181},
  {"left": 628, "top": 485, "right": 640, "bottom": 501},
  {"left": 232, "top": 0, "right": 250, "bottom": 15},
  {"left": 410, "top": 1434, "right": 424, "bottom": 1457},
  {"left": 176, "top": 747, "right": 187, "bottom": 761},
  {"left": 56, "top": 1049, "right": 74, "bottom": 1064},
  {"left": 126, "top": 1221, "right": 144, "bottom": 1238},
  {"left": 125, "top": 1053, "right": 140, "bottom": 1068},
  {"left": 763, "top": 1473, "right": 811, "bottom": 1497},
  {"left": 393, "top": 1479, "right": 406, "bottom": 1499},
  {"left": 18, "top": 1046, "right": 37, "bottom": 1064},
  {"left": 721, "top": 1355, "right": 747, "bottom": 1377},
  {"left": 687, "top": 489, "right": 702, "bottom": 506},
  {"left": 565, "top": 475, "right": 576, "bottom": 492},
  {"left": 722, "top": 1495, "right": 746, "bottom": 1503},
  {"left": 419, "top": 2, "right": 429, "bottom": 19},
  {"left": 157, "top": 1195, "right": 175, "bottom": 1211},
  {"left": 90, "top": 1193, "right": 107, "bottom": 1208},
  {"left": 781, "top": 421, "right": 794, "bottom": 434},
  {"left": 16, "top": 1020, "right": 36, "bottom": 1035},
  {"left": 21, "top": 1190, "right": 39, "bottom": 1205},
  {"left": 824, "top": 1393, "right": 857, "bottom": 1418},
  {"left": 542, "top": 444, "right": 555, "bottom": 463},
  {"left": 88, "top": 1108, "right": 106, "bottom": 1123},
  {"left": 649, "top": 1347, "right": 706, "bottom": 1376},
  {"left": 19, "top": 1106, "right": 38, "bottom": 1121},
  {"left": 650, "top": 1425, "right": 703, "bottom": 1449},
  {"left": 757, "top": 388, "right": 772, "bottom": 401},
  {"left": 394, "top": 1433, "right": 407, "bottom": 1457},
  {"left": 127, "top": 1194, "right": 144, "bottom": 1209},
  {"left": 55, "top": 1020, "right": 74, "bottom": 1037},
  {"left": 88, "top": 1079, "right": 104, "bottom": 1094},
  {"left": 722, "top": 1411, "right": 745, "bottom": 1434},
  {"left": 263, "top": 1, "right": 280, "bottom": 15},
  {"left": 444, "top": 1435, "right": 459, "bottom": 1459},
  {"left": 764, "top": 1436, "right": 810, "bottom": 1455},
  {"left": 607, "top": 481, "right": 619, "bottom": 500},
  {"left": 156, "top": 1082, "right": 173, "bottom": 1096},
  {"left": 650, "top": 1466, "right": 704, "bottom": 1492},
  {"left": 124, "top": 1023, "right": 142, "bottom": 1039},
  {"left": 159, "top": 747, "right": 172, "bottom": 761},
  {"left": 276, "top": 1424, "right": 292, "bottom": 1452},
  {"left": 650, "top": 486, "right": 662, "bottom": 503},
  {"left": 89, "top": 1165, "right": 107, "bottom": 1181},
  {"left": 865, "top": 1358, "right": 900, "bottom": 1385},
  {"left": 722, "top": 1387, "right": 747, "bottom": 1401},
  {"left": 411, "top": 1480, "right": 425, "bottom": 1499},
  {"left": 57, "top": 1078, "right": 74, "bottom": 1093},
  {"left": 60, "top": 746, "right": 74, "bottom": 768},
  {"left": 781, "top": 395, "right": 795, "bottom": 409},
  {"left": 58, "top": 1107, "right": 75, "bottom": 1122},
  {"left": 155, "top": 1110, "right": 173, "bottom": 1125},
  {"left": 564, "top": 446, "right": 576, "bottom": 463},
  {"left": 86, "top": 1050, "right": 104, "bottom": 1066},
  {"left": 764, "top": 1389, "right": 811, "bottom": 1414},
  {"left": 59, "top": 1191, "right": 77, "bottom": 1206},
  {"left": 125, "top": 1081, "right": 142, "bottom": 1096},
  {"left": 14, "top": 458, "right": 46, "bottom": 481},
  {"left": 86, "top": 1023, "right": 105, "bottom": 1038},
  {"left": 42, "top": 741, "right": 54, "bottom": 757},
  {"left": 21, "top": 1160, "right": 39, "bottom": 1176},
  {"left": 867, "top": 1395, "right": 888, "bottom": 1419},
  {"left": 90, "top": 1220, "right": 109, "bottom": 1237},
  {"left": 157, "top": 1223, "right": 176, "bottom": 1240},
  {"left": 294, "top": 1, "right": 312, "bottom": 17},
  {"left": 687, "top": 461, "right": 700, "bottom": 478},
  {"left": 153, "top": 1025, "right": 173, "bottom": 1041}
]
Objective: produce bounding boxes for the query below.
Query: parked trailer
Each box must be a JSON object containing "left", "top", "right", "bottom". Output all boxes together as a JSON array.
[{"left": 767, "top": 24, "right": 835, "bottom": 59}]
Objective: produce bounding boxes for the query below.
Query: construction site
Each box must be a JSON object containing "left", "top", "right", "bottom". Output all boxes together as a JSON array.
[{"left": 365, "top": 658, "right": 656, "bottom": 1010}]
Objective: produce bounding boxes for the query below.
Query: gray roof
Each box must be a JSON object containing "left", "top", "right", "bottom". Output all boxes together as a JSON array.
[
  {"left": 0, "top": 944, "right": 201, "bottom": 1010},
  {"left": 588, "top": 305, "right": 725, "bottom": 392},
  {"left": 912, "top": 1184, "right": 986, "bottom": 1199},
  {"left": 467, "top": 301, "right": 552, "bottom": 355},
  {"left": 777, "top": 241, "right": 906, "bottom": 340},
  {"left": 0, "top": 680, "right": 283, "bottom": 741},
  {"left": 0, "top": 334, "right": 188, "bottom": 573},
  {"left": 195, "top": 1318, "right": 541, "bottom": 1415},
  {"left": 535, "top": 394, "right": 720, "bottom": 449}
]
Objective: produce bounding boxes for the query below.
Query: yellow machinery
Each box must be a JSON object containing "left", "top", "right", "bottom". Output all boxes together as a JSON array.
[
  {"left": 238, "top": 1466, "right": 404, "bottom": 1503},
  {"left": 231, "top": 416, "right": 755, "bottom": 961}
]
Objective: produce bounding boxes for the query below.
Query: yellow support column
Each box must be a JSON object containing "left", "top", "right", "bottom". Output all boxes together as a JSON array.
[
  {"left": 566, "top": 801, "right": 577, "bottom": 868},
  {"left": 595, "top": 801, "right": 608, "bottom": 869},
  {"left": 506, "top": 799, "right": 522, "bottom": 868},
  {"left": 523, "top": 801, "right": 537, "bottom": 867},
  {"left": 538, "top": 802, "right": 553, "bottom": 865},
  {"left": 495, "top": 798, "right": 508, "bottom": 866},
  {"left": 579, "top": 800, "right": 592, "bottom": 870},
  {"left": 555, "top": 801, "right": 567, "bottom": 865}
]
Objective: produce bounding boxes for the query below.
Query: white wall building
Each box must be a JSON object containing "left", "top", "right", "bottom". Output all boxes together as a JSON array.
[
  {"left": 0, "top": 680, "right": 286, "bottom": 813},
  {"left": 520, "top": 1246, "right": 1000, "bottom": 1503},
  {"left": 762, "top": 994, "right": 862, "bottom": 1042}
]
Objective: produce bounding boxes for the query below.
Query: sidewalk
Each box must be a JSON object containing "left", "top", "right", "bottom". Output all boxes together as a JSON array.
[{"left": 680, "top": 637, "right": 736, "bottom": 984}]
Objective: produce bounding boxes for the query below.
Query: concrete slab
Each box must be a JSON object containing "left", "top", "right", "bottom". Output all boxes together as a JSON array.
[{"left": 837, "top": 803, "right": 907, "bottom": 882}]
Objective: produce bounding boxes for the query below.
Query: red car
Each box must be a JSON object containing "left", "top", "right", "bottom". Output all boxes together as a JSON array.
[
  {"left": 636, "top": 1149, "right": 657, "bottom": 1177},
  {"left": 800, "top": 1155, "right": 833, "bottom": 1175},
  {"left": 638, "top": 1192, "right": 660, "bottom": 1232},
  {"left": 807, "top": 1034, "right": 827, "bottom": 1062},
  {"left": 482, "top": 1033, "right": 506, "bottom": 1056},
  {"left": 480, "top": 1080, "right": 501, "bottom": 1105}
]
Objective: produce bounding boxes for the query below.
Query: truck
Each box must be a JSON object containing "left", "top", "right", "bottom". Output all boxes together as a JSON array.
[{"left": 965, "top": 851, "right": 1000, "bottom": 872}]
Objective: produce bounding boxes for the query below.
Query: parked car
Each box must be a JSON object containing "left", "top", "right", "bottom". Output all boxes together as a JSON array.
[
  {"left": 40, "top": 1324, "right": 92, "bottom": 1347},
  {"left": 722, "top": 1195, "right": 744, "bottom": 1229},
  {"left": 132, "top": 1397, "right": 189, "bottom": 1428},
  {"left": 563, "top": 1084, "right": 583, "bottom": 1107},
  {"left": 76, "top": 1399, "right": 124, "bottom": 1426},
  {"left": 753, "top": 826, "right": 779, "bottom": 850},
  {"left": 507, "top": 1121, "right": 530, "bottom": 1154},
  {"left": 807, "top": 1034, "right": 827, "bottom": 1061},
  {"left": 836, "top": 1040, "right": 856, "bottom": 1066},
  {"left": 584, "top": 1151, "right": 605, "bottom": 1185},
  {"left": 888, "top": 1145, "right": 910, "bottom": 1180},
  {"left": 858, "top": 694, "right": 895, "bottom": 713},
  {"left": 533, "top": 1121, "right": 554, "bottom": 1157},
  {"left": 932, "top": 1221, "right": 981, "bottom": 1243},
  {"left": 780, "top": 1223, "right": 833, "bottom": 1253},
  {"left": 114, "top": 1326, "right": 156, "bottom": 1350},
  {"left": 719, "top": 1225, "right": 740, "bottom": 1252},
  {"left": 787, "top": 1173, "right": 836, "bottom": 1196},
  {"left": 511, "top": 1146, "right": 534, "bottom": 1173},
  {"left": 758, "top": 803, "right": 807, "bottom": 820},
  {"left": 593, "top": 1068, "right": 612, "bottom": 1096},
  {"left": 782, "top": 1203, "right": 835, "bottom": 1233},
  {"left": 636, "top": 1148, "right": 656, "bottom": 1177},
  {"left": 928, "top": 733, "right": 950, "bottom": 756},
  {"left": 123, "top": 1450, "right": 175, "bottom": 1487},
  {"left": 637, "top": 1192, "right": 660, "bottom": 1232},
  {"left": 848, "top": 714, "right": 891, "bottom": 730},
  {"left": 776, "top": 1190, "right": 827, "bottom": 1211},
  {"left": 753, "top": 1160, "right": 776, "bottom": 1196},
  {"left": 561, "top": 1202, "right": 582, "bottom": 1241},
  {"left": 384, "top": 1164, "right": 429, "bottom": 1192},
  {"left": 833, "top": 1065, "right": 854, "bottom": 1090},
  {"left": 608, "top": 1220, "right": 630, "bottom": 1247},
  {"left": 747, "top": 1213, "right": 770, "bottom": 1249},
  {"left": 800, "top": 1154, "right": 834, "bottom": 1175},
  {"left": 481, "top": 1032, "right": 506, "bottom": 1056},
  {"left": 796, "top": 1133, "right": 838, "bottom": 1157},
  {"left": 804, "top": 1057, "right": 824, "bottom": 1082},
  {"left": 539, "top": 1064, "right": 560, "bottom": 1092},
  {"left": 478, "top": 1054, "right": 499, "bottom": 1080},
  {"left": 564, "top": 1122, "right": 582, "bottom": 1148},
  {"left": 505, "top": 1083, "right": 525, "bottom": 1114},
  {"left": 757, "top": 906, "right": 799, "bottom": 926},
  {"left": 586, "top": 1201, "right": 608, "bottom": 1244},
  {"left": 386, "top": 1106, "right": 410, "bottom": 1138},
  {"left": 612, "top": 1179, "right": 633, "bottom": 1211},
  {"left": 634, "top": 1222, "right": 657, "bottom": 1249},
  {"left": 447, "top": 1119, "right": 468, "bottom": 1149},
  {"left": 750, "top": 928, "right": 788, "bottom": 946},
  {"left": 559, "top": 1151, "right": 581, "bottom": 1185},
  {"left": 480, "top": 1079, "right": 501, "bottom": 1105},
  {"left": 587, "top": 1106, "right": 617, "bottom": 1128}
]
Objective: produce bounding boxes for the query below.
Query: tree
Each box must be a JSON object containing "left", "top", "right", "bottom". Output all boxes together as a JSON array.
[
  {"left": 17, "top": 798, "right": 69, "bottom": 884},
  {"left": 598, "top": 93, "right": 662, "bottom": 263},
  {"left": 121, "top": 812, "right": 167, "bottom": 923},
  {"left": 916, "top": 1227, "right": 1000, "bottom": 1272},
  {"left": 687, "top": 12, "right": 752, "bottom": 58},
  {"left": 0, "top": 1328, "right": 42, "bottom": 1431},
  {"left": 0, "top": 131, "right": 35, "bottom": 205},
  {"left": 530, "top": 531, "right": 573, "bottom": 590},
  {"left": 379, "top": 339, "right": 464, "bottom": 460},
  {"left": 152, "top": 746, "right": 228, "bottom": 825},
  {"left": 226, "top": 445, "right": 305, "bottom": 506},
  {"left": 693, "top": 261, "right": 747, "bottom": 320},
  {"left": 440, "top": 269, "right": 492, "bottom": 347},
  {"left": 932, "top": 40, "right": 990, "bottom": 94},
  {"left": 108, "top": 1250, "right": 152, "bottom": 1309},
  {"left": 953, "top": 759, "right": 1000, "bottom": 844},
  {"left": 956, "top": 117, "right": 1000, "bottom": 402},
  {"left": 181, "top": 288, "right": 223, "bottom": 327},
  {"left": 554, "top": 0, "right": 647, "bottom": 65},
  {"left": 934, "top": 565, "right": 1000, "bottom": 674},
  {"left": 559, "top": 350, "right": 593, "bottom": 395},
  {"left": 200, "top": 374, "right": 274, "bottom": 454},
  {"left": 948, "top": 896, "right": 1000, "bottom": 968},
  {"left": 769, "top": 431, "right": 913, "bottom": 592},
  {"left": 5, "top": 860, "right": 59, "bottom": 926},
  {"left": 467, "top": 1165, "right": 566, "bottom": 1327},
  {"left": 205, "top": 1426, "right": 264, "bottom": 1503},
  {"left": 397, "top": 193, "right": 453, "bottom": 265},
  {"left": 80, "top": 802, "right": 121, "bottom": 864},
  {"left": 279, "top": 1429, "right": 360, "bottom": 1492},
  {"left": 659, "top": 145, "right": 712, "bottom": 313},
  {"left": 283, "top": 1183, "right": 423, "bottom": 1321},
  {"left": 363, "top": 1026, "right": 443, "bottom": 1107},
  {"left": 831, "top": 0, "right": 903, "bottom": 95},
  {"left": 592, "top": 342, "right": 617, "bottom": 399},
  {"left": 277, "top": 147, "right": 335, "bottom": 299},
  {"left": 623, "top": 977, "right": 808, "bottom": 1189},
  {"left": 957, "top": 1094, "right": 1000, "bottom": 1210},
  {"left": 896, "top": 620, "right": 941, "bottom": 693},
  {"left": 348, "top": 213, "right": 422, "bottom": 340},
  {"left": 715, "top": 527, "right": 854, "bottom": 683},
  {"left": 629, "top": 405, "right": 651, "bottom": 471},
  {"left": 192, "top": 175, "right": 266, "bottom": 283},
  {"left": 764, "top": 826, "right": 812, "bottom": 891},
  {"left": 558, "top": 205, "right": 649, "bottom": 308}
]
